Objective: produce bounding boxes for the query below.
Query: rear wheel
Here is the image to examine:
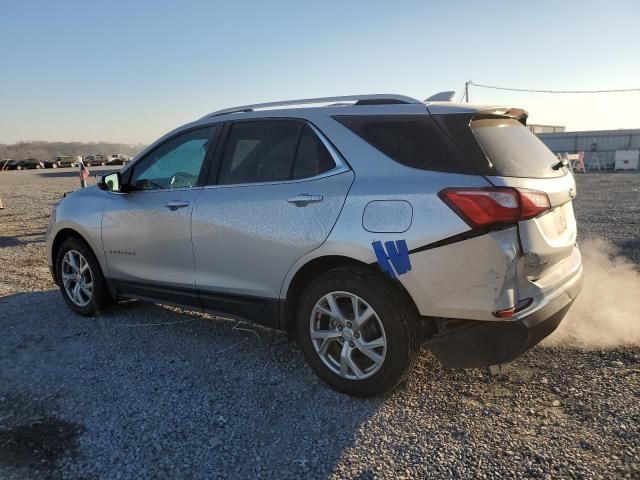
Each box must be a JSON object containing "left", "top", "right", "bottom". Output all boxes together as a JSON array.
[
  {"left": 297, "top": 266, "right": 420, "bottom": 397},
  {"left": 55, "top": 237, "right": 113, "bottom": 316}
]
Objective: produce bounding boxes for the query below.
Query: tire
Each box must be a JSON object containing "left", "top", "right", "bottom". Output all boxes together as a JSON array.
[
  {"left": 55, "top": 236, "right": 114, "bottom": 316},
  {"left": 296, "top": 266, "right": 420, "bottom": 397}
]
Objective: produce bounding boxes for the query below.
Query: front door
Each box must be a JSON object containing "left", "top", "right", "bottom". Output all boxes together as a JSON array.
[{"left": 101, "top": 125, "right": 219, "bottom": 305}]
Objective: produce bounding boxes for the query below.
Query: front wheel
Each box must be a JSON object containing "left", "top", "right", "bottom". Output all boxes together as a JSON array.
[
  {"left": 55, "top": 237, "right": 113, "bottom": 316},
  {"left": 297, "top": 266, "right": 420, "bottom": 397}
]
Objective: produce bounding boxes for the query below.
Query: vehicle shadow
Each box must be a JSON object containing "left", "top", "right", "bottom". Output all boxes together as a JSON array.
[
  {"left": 1, "top": 289, "right": 634, "bottom": 479},
  {"left": 0, "top": 232, "right": 46, "bottom": 248},
  {"left": 0, "top": 290, "right": 393, "bottom": 478}
]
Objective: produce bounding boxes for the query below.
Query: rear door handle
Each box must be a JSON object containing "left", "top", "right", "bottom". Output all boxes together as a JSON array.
[
  {"left": 287, "top": 194, "right": 324, "bottom": 206},
  {"left": 165, "top": 200, "right": 190, "bottom": 210}
]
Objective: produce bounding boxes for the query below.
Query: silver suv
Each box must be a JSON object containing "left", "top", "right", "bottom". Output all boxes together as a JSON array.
[{"left": 46, "top": 94, "right": 583, "bottom": 396}]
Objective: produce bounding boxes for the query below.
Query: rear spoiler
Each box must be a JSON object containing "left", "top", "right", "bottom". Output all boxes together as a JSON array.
[
  {"left": 426, "top": 104, "right": 529, "bottom": 126},
  {"left": 473, "top": 107, "right": 528, "bottom": 126}
]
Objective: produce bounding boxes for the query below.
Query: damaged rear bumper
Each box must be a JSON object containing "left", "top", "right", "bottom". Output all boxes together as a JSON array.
[{"left": 425, "top": 265, "right": 583, "bottom": 369}]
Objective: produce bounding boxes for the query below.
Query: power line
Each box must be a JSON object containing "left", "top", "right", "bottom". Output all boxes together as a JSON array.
[{"left": 469, "top": 81, "right": 640, "bottom": 94}]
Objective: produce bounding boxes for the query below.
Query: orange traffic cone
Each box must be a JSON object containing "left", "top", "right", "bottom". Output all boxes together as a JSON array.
[{"left": 0, "top": 198, "right": 4, "bottom": 209}]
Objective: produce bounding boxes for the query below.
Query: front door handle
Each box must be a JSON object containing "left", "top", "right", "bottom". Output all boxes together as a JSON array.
[
  {"left": 165, "top": 200, "right": 190, "bottom": 210},
  {"left": 287, "top": 194, "right": 324, "bottom": 206}
]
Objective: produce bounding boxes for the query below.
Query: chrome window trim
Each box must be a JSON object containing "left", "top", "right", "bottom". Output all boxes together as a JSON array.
[
  {"left": 108, "top": 186, "right": 205, "bottom": 195},
  {"left": 201, "top": 168, "right": 349, "bottom": 190}
]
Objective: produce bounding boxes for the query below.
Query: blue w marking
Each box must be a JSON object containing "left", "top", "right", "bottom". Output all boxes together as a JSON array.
[{"left": 372, "top": 240, "right": 411, "bottom": 279}]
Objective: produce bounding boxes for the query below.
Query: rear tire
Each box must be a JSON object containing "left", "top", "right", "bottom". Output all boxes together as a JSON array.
[
  {"left": 296, "top": 266, "right": 420, "bottom": 397},
  {"left": 55, "top": 236, "right": 114, "bottom": 316}
]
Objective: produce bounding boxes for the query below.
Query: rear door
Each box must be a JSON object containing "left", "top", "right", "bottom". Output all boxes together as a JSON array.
[{"left": 191, "top": 119, "right": 353, "bottom": 326}]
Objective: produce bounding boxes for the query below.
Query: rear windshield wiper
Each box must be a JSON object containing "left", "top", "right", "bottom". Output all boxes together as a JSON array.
[{"left": 552, "top": 158, "right": 569, "bottom": 170}]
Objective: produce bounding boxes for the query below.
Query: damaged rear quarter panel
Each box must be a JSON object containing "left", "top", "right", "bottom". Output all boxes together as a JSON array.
[{"left": 401, "top": 228, "right": 520, "bottom": 321}]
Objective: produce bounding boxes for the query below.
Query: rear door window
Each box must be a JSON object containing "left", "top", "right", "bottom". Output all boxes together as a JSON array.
[
  {"left": 334, "top": 115, "right": 476, "bottom": 174},
  {"left": 218, "top": 121, "right": 337, "bottom": 185}
]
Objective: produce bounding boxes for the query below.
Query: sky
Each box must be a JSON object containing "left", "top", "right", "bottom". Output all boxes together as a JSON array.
[{"left": 1, "top": 0, "right": 639, "bottom": 145}]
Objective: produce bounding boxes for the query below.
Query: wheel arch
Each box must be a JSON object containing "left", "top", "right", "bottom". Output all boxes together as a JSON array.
[
  {"left": 50, "top": 227, "right": 117, "bottom": 298},
  {"left": 50, "top": 228, "right": 91, "bottom": 280},
  {"left": 281, "top": 254, "right": 420, "bottom": 334}
]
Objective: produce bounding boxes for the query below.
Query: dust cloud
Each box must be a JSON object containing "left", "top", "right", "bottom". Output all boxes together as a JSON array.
[{"left": 545, "top": 238, "right": 640, "bottom": 348}]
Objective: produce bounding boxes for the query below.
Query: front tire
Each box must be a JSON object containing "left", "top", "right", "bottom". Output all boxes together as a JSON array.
[
  {"left": 297, "top": 266, "right": 420, "bottom": 397},
  {"left": 55, "top": 237, "right": 113, "bottom": 316}
]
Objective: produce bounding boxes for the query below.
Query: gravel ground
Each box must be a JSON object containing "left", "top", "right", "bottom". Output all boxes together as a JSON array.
[{"left": 0, "top": 169, "right": 638, "bottom": 479}]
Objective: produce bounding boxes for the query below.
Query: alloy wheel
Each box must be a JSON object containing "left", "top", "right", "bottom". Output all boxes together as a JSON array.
[
  {"left": 61, "top": 250, "right": 93, "bottom": 307},
  {"left": 309, "top": 291, "right": 387, "bottom": 380}
]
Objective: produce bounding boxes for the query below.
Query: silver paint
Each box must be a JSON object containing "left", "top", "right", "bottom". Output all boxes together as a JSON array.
[{"left": 362, "top": 200, "right": 413, "bottom": 233}]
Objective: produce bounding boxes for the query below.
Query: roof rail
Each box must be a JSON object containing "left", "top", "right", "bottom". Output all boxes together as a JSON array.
[{"left": 204, "top": 94, "right": 423, "bottom": 118}]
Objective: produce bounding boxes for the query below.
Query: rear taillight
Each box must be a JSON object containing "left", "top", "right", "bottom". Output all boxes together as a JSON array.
[
  {"left": 518, "top": 188, "right": 551, "bottom": 220},
  {"left": 438, "top": 187, "right": 551, "bottom": 229}
]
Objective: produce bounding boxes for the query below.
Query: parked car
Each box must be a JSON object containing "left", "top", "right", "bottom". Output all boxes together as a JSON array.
[
  {"left": 106, "top": 154, "right": 130, "bottom": 165},
  {"left": 83, "top": 155, "right": 108, "bottom": 167},
  {"left": 51, "top": 156, "right": 81, "bottom": 168},
  {"left": 44, "top": 159, "right": 60, "bottom": 168},
  {"left": 15, "top": 158, "right": 45, "bottom": 170},
  {"left": 1, "top": 159, "right": 19, "bottom": 170},
  {"left": 46, "top": 94, "right": 583, "bottom": 397}
]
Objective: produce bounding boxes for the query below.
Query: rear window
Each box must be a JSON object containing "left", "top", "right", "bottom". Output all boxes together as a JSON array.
[
  {"left": 333, "top": 115, "right": 477, "bottom": 174},
  {"left": 471, "top": 118, "right": 564, "bottom": 178}
]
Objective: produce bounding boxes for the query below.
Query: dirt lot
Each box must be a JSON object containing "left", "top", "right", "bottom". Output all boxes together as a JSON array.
[{"left": 1, "top": 168, "right": 638, "bottom": 479}]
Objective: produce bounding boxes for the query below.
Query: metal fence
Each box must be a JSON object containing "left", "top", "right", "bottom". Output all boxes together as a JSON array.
[{"left": 537, "top": 129, "right": 640, "bottom": 169}]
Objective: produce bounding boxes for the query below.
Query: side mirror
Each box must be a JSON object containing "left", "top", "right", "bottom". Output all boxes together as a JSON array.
[{"left": 98, "top": 172, "right": 123, "bottom": 192}]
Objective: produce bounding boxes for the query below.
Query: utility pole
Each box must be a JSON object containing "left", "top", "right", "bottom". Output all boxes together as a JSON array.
[{"left": 465, "top": 80, "right": 471, "bottom": 103}]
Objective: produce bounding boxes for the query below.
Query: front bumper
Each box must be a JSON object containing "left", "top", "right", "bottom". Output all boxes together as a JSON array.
[{"left": 425, "top": 265, "right": 583, "bottom": 369}]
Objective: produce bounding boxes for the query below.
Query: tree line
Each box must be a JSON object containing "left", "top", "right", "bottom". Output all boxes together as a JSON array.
[{"left": 0, "top": 141, "right": 147, "bottom": 160}]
